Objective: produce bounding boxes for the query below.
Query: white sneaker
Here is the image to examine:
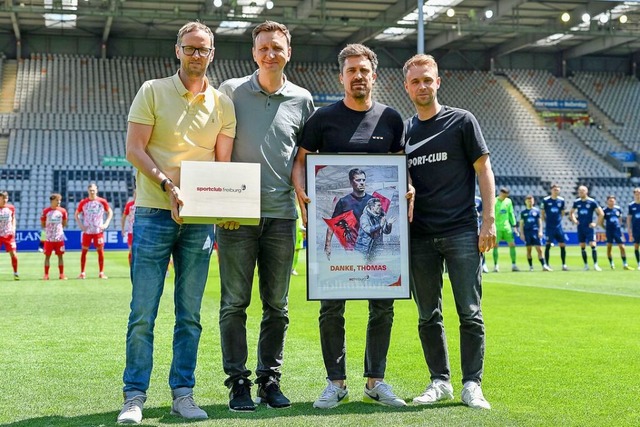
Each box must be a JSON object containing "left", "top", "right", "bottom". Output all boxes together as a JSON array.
[
  {"left": 313, "top": 379, "right": 349, "bottom": 409},
  {"left": 461, "top": 382, "right": 491, "bottom": 410},
  {"left": 594, "top": 264, "right": 602, "bottom": 272},
  {"left": 610, "top": 263, "right": 615, "bottom": 270},
  {"left": 637, "top": 266, "right": 640, "bottom": 271},
  {"left": 543, "top": 264, "right": 552, "bottom": 272},
  {"left": 117, "top": 395, "right": 145, "bottom": 424},
  {"left": 363, "top": 380, "right": 406, "bottom": 407},
  {"left": 482, "top": 264, "right": 489, "bottom": 274},
  {"left": 583, "top": 265, "right": 589, "bottom": 271},
  {"left": 562, "top": 265, "right": 569, "bottom": 271},
  {"left": 529, "top": 266, "right": 534, "bottom": 272},
  {"left": 171, "top": 394, "right": 208, "bottom": 420},
  {"left": 413, "top": 379, "right": 454, "bottom": 405},
  {"left": 493, "top": 265, "right": 499, "bottom": 273}
]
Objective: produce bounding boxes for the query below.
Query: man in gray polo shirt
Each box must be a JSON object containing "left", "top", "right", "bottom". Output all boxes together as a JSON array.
[{"left": 216, "top": 20, "right": 314, "bottom": 412}]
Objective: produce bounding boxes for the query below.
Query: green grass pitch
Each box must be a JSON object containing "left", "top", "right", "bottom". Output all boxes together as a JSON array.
[{"left": 0, "top": 246, "right": 638, "bottom": 426}]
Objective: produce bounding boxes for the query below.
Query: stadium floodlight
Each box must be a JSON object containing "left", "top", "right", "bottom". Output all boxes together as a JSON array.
[
  {"left": 213, "top": 0, "right": 222, "bottom": 7},
  {"left": 484, "top": 10, "right": 493, "bottom": 19},
  {"left": 581, "top": 13, "right": 590, "bottom": 23},
  {"left": 446, "top": 8, "right": 455, "bottom": 18},
  {"left": 619, "top": 14, "right": 628, "bottom": 24},
  {"left": 266, "top": 0, "right": 274, "bottom": 9},
  {"left": 561, "top": 12, "right": 571, "bottom": 23},
  {"left": 599, "top": 14, "right": 609, "bottom": 24}
]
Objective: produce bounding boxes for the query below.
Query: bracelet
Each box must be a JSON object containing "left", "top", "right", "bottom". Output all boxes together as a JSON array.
[{"left": 160, "top": 178, "right": 173, "bottom": 192}]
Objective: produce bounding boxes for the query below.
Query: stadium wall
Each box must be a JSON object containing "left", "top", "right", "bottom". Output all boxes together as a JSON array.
[{"left": 16, "top": 229, "right": 128, "bottom": 251}]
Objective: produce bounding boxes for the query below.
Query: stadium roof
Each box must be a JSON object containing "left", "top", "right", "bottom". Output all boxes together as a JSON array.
[{"left": 2, "top": 0, "right": 640, "bottom": 60}]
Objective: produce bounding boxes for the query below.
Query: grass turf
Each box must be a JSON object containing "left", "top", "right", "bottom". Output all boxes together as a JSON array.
[{"left": 0, "top": 247, "right": 638, "bottom": 426}]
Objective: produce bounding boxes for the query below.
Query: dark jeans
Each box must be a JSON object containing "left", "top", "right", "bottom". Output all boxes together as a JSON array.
[
  {"left": 217, "top": 218, "right": 295, "bottom": 387},
  {"left": 410, "top": 230, "right": 485, "bottom": 385},
  {"left": 319, "top": 298, "right": 394, "bottom": 380}
]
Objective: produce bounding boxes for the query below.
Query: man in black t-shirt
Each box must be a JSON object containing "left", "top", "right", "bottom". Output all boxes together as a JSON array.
[
  {"left": 292, "top": 43, "right": 406, "bottom": 409},
  {"left": 402, "top": 54, "right": 496, "bottom": 410}
]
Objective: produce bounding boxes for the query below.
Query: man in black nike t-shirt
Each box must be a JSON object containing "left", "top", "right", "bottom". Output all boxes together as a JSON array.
[{"left": 402, "top": 54, "right": 496, "bottom": 410}]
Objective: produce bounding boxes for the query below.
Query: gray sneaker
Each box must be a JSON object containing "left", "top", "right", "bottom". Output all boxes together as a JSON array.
[
  {"left": 413, "top": 379, "right": 454, "bottom": 404},
  {"left": 363, "top": 380, "right": 407, "bottom": 407},
  {"left": 117, "top": 395, "right": 145, "bottom": 424},
  {"left": 171, "top": 394, "right": 208, "bottom": 420},
  {"left": 313, "top": 379, "right": 349, "bottom": 409},
  {"left": 461, "top": 382, "right": 491, "bottom": 410}
]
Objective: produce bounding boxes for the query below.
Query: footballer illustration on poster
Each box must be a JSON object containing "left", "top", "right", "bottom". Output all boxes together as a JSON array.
[{"left": 305, "top": 154, "right": 409, "bottom": 300}]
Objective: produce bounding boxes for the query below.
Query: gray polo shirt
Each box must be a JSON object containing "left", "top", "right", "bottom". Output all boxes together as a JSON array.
[{"left": 219, "top": 71, "right": 314, "bottom": 219}]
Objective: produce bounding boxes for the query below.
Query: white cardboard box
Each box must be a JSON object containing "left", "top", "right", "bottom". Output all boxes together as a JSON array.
[{"left": 179, "top": 160, "right": 261, "bottom": 225}]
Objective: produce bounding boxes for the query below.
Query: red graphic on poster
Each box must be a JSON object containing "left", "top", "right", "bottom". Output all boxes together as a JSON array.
[{"left": 323, "top": 210, "right": 358, "bottom": 249}]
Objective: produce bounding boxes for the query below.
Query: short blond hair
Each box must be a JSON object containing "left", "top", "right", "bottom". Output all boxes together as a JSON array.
[
  {"left": 403, "top": 54, "right": 438, "bottom": 79},
  {"left": 177, "top": 21, "right": 214, "bottom": 48}
]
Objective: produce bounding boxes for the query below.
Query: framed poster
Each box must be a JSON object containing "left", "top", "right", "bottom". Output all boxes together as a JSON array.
[{"left": 305, "top": 153, "right": 410, "bottom": 300}]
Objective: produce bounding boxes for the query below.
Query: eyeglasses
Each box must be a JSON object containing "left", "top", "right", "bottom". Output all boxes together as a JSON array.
[{"left": 180, "top": 46, "right": 213, "bottom": 57}]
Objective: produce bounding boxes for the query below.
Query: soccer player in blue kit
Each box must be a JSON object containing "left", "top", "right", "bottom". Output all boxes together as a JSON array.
[
  {"left": 600, "top": 195, "right": 630, "bottom": 270},
  {"left": 475, "top": 195, "right": 489, "bottom": 273},
  {"left": 541, "top": 184, "right": 568, "bottom": 270},
  {"left": 627, "top": 188, "right": 640, "bottom": 270},
  {"left": 519, "top": 195, "right": 552, "bottom": 272},
  {"left": 570, "top": 185, "right": 604, "bottom": 271}
]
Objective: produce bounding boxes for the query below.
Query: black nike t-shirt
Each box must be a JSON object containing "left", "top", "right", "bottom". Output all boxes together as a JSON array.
[
  {"left": 404, "top": 105, "right": 489, "bottom": 238},
  {"left": 298, "top": 100, "right": 404, "bottom": 153}
]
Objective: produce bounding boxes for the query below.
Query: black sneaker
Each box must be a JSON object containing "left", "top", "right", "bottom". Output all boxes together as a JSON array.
[
  {"left": 229, "top": 378, "right": 256, "bottom": 412},
  {"left": 255, "top": 377, "right": 291, "bottom": 409}
]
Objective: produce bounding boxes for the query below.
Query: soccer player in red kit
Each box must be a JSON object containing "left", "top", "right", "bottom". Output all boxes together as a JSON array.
[
  {"left": 121, "top": 192, "right": 136, "bottom": 266},
  {"left": 75, "top": 183, "right": 113, "bottom": 279},
  {"left": 0, "top": 190, "right": 19, "bottom": 280},
  {"left": 41, "top": 193, "right": 68, "bottom": 280}
]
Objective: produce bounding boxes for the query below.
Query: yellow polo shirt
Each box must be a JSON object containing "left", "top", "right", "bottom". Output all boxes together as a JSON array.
[{"left": 128, "top": 72, "right": 236, "bottom": 210}]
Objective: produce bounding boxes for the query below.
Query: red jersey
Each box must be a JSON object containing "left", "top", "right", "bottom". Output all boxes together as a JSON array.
[{"left": 0, "top": 203, "right": 16, "bottom": 237}]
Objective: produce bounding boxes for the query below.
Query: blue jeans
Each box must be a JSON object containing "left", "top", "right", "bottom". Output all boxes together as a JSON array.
[
  {"left": 410, "top": 230, "right": 485, "bottom": 385},
  {"left": 319, "top": 298, "right": 395, "bottom": 380},
  {"left": 122, "top": 207, "right": 214, "bottom": 399},
  {"left": 217, "top": 218, "right": 295, "bottom": 387}
]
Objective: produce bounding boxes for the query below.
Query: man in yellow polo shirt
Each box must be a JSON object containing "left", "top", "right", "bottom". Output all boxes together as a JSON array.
[{"left": 117, "top": 21, "right": 236, "bottom": 424}]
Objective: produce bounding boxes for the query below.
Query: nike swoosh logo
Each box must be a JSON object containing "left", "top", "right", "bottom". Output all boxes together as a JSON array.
[{"left": 405, "top": 130, "right": 446, "bottom": 154}]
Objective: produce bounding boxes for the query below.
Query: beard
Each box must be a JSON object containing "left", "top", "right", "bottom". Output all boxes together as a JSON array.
[
  {"left": 182, "top": 61, "right": 207, "bottom": 78},
  {"left": 413, "top": 93, "right": 435, "bottom": 107},
  {"left": 351, "top": 88, "right": 370, "bottom": 99}
]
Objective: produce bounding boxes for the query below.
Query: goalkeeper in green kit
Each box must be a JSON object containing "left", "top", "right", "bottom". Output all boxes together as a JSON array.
[{"left": 493, "top": 187, "right": 519, "bottom": 272}]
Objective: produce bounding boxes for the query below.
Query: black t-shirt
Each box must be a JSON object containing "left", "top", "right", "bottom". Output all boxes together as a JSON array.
[
  {"left": 298, "top": 100, "right": 404, "bottom": 153},
  {"left": 332, "top": 193, "right": 372, "bottom": 219},
  {"left": 404, "top": 105, "right": 489, "bottom": 238}
]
